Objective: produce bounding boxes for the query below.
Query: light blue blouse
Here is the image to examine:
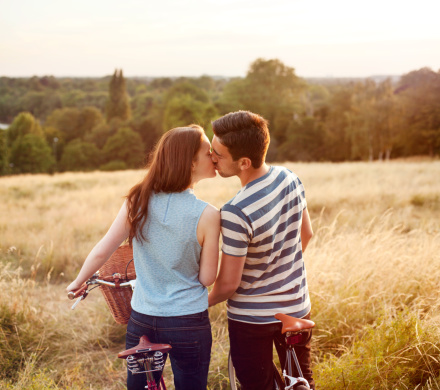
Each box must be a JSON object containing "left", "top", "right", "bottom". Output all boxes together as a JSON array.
[{"left": 131, "top": 189, "right": 209, "bottom": 316}]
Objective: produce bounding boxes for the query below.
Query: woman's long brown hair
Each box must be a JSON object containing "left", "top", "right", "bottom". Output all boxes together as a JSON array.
[{"left": 126, "top": 125, "right": 204, "bottom": 245}]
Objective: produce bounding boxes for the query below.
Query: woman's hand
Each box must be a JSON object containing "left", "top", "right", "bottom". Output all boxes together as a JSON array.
[{"left": 66, "top": 280, "right": 84, "bottom": 294}]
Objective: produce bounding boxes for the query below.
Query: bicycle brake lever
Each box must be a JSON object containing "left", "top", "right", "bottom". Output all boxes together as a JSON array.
[
  {"left": 70, "top": 291, "right": 89, "bottom": 310},
  {"left": 71, "top": 296, "right": 83, "bottom": 310}
]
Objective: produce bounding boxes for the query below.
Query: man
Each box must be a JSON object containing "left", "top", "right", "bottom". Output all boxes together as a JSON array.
[{"left": 208, "top": 110, "right": 315, "bottom": 390}]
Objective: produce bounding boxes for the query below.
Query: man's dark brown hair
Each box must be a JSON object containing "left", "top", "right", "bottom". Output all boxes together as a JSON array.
[{"left": 212, "top": 111, "right": 270, "bottom": 168}]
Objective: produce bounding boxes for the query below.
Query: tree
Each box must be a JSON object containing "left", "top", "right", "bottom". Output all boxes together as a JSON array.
[
  {"left": 164, "top": 82, "right": 210, "bottom": 105},
  {"left": 106, "top": 69, "right": 131, "bottom": 122},
  {"left": 7, "top": 112, "right": 43, "bottom": 147},
  {"left": 84, "top": 122, "right": 114, "bottom": 149},
  {"left": 0, "top": 130, "right": 8, "bottom": 175},
  {"left": 131, "top": 93, "right": 155, "bottom": 120},
  {"left": 219, "top": 58, "right": 306, "bottom": 157},
  {"left": 396, "top": 68, "right": 440, "bottom": 157},
  {"left": 102, "top": 127, "right": 145, "bottom": 168},
  {"left": 45, "top": 106, "right": 104, "bottom": 143},
  {"left": 78, "top": 106, "right": 104, "bottom": 135},
  {"left": 43, "top": 125, "right": 64, "bottom": 164},
  {"left": 60, "top": 139, "right": 102, "bottom": 171},
  {"left": 9, "top": 134, "right": 55, "bottom": 173},
  {"left": 162, "top": 82, "right": 217, "bottom": 136},
  {"left": 18, "top": 91, "right": 62, "bottom": 120},
  {"left": 131, "top": 118, "right": 161, "bottom": 156},
  {"left": 163, "top": 95, "right": 217, "bottom": 135},
  {"left": 45, "top": 107, "right": 81, "bottom": 142},
  {"left": 319, "top": 86, "right": 354, "bottom": 161},
  {"left": 278, "top": 117, "right": 327, "bottom": 161}
]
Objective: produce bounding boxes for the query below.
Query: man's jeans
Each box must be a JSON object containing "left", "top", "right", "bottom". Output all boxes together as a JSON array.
[
  {"left": 228, "top": 313, "right": 315, "bottom": 390},
  {"left": 126, "top": 309, "right": 212, "bottom": 390}
]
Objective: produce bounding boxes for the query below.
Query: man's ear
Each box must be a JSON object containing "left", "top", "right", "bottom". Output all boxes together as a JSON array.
[{"left": 239, "top": 158, "right": 252, "bottom": 171}]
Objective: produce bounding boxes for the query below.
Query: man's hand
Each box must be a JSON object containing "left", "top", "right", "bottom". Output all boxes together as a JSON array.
[{"left": 208, "top": 253, "right": 246, "bottom": 306}]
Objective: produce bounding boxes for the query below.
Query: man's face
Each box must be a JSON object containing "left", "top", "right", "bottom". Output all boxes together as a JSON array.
[{"left": 211, "top": 135, "right": 241, "bottom": 178}]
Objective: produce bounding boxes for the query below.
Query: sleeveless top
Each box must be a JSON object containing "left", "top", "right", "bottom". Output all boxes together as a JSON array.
[{"left": 131, "top": 189, "right": 209, "bottom": 316}]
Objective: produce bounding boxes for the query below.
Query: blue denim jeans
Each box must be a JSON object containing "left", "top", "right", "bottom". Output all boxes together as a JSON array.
[{"left": 126, "top": 309, "right": 212, "bottom": 390}]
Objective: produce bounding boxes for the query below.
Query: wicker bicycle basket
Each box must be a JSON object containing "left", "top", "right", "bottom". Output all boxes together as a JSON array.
[{"left": 98, "top": 245, "right": 136, "bottom": 324}]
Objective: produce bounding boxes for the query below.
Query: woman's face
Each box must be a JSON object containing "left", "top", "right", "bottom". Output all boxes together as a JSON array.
[{"left": 192, "top": 135, "right": 216, "bottom": 182}]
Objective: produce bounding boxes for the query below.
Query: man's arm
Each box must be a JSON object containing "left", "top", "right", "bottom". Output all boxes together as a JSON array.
[
  {"left": 208, "top": 252, "right": 246, "bottom": 307},
  {"left": 301, "top": 208, "right": 313, "bottom": 253}
]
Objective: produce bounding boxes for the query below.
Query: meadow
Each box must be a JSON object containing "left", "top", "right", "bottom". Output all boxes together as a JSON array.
[{"left": 1, "top": 160, "right": 440, "bottom": 389}]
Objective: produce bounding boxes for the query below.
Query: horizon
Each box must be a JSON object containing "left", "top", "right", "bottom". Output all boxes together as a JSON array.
[{"left": 0, "top": 72, "right": 409, "bottom": 80}]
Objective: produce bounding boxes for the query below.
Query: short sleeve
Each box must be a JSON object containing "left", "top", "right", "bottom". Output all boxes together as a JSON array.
[
  {"left": 296, "top": 177, "right": 307, "bottom": 210},
  {"left": 220, "top": 204, "right": 252, "bottom": 257}
]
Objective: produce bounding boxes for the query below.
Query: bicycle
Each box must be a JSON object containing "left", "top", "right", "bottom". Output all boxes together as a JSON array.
[
  {"left": 68, "top": 273, "right": 171, "bottom": 390},
  {"left": 228, "top": 313, "right": 315, "bottom": 390}
]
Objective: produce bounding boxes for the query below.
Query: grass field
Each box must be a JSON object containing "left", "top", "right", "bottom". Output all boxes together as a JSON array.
[{"left": 1, "top": 160, "right": 440, "bottom": 389}]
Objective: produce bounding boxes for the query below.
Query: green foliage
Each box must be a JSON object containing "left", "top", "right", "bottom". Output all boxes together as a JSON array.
[
  {"left": 9, "top": 134, "right": 55, "bottom": 174},
  {"left": 278, "top": 117, "right": 327, "bottom": 161},
  {"left": 162, "top": 81, "right": 218, "bottom": 136},
  {"left": 43, "top": 126, "right": 64, "bottom": 163},
  {"left": 131, "top": 118, "right": 161, "bottom": 155},
  {"left": 219, "top": 58, "right": 305, "bottom": 145},
  {"left": 1, "top": 62, "right": 439, "bottom": 173},
  {"left": 131, "top": 93, "right": 154, "bottom": 120},
  {"left": 7, "top": 112, "right": 44, "bottom": 147},
  {"left": 45, "top": 106, "right": 104, "bottom": 143},
  {"left": 0, "top": 130, "right": 8, "bottom": 175},
  {"left": 397, "top": 68, "right": 440, "bottom": 156},
  {"left": 106, "top": 69, "right": 131, "bottom": 122},
  {"left": 59, "top": 139, "right": 102, "bottom": 171},
  {"left": 315, "top": 312, "right": 440, "bottom": 389},
  {"left": 164, "top": 81, "right": 210, "bottom": 104},
  {"left": 99, "top": 160, "right": 127, "bottom": 171},
  {"left": 18, "top": 91, "right": 63, "bottom": 120},
  {"left": 0, "top": 303, "right": 32, "bottom": 380},
  {"left": 83, "top": 122, "right": 114, "bottom": 149},
  {"left": 102, "top": 127, "right": 145, "bottom": 168},
  {"left": 163, "top": 95, "right": 217, "bottom": 135}
]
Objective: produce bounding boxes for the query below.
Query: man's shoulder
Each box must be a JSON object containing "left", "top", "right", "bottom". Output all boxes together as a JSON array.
[{"left": 272, "top": 164, "right": 298, "bottom": 179}]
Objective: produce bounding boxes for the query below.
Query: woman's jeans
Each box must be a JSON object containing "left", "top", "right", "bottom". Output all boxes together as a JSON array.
[{"left": 126, "top": 309, "right": 212, "bottom": 390}]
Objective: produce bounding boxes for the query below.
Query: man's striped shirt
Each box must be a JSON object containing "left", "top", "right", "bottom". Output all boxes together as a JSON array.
[{"left": 221, "top": 165, "right": 311, "bottom": 324}]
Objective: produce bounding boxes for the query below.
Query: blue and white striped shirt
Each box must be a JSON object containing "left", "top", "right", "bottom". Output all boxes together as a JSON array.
[{"left": 221, "top": 166, "right": 311, "bottom": 324}]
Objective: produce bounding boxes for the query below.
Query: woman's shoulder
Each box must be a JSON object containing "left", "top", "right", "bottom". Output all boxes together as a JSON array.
[{"left": 200, "top": 203, "right": 220, "bottom": 223}]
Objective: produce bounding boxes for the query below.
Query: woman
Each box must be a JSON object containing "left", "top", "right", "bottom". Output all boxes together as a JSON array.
[{"left": 66, "top": 125, "right": 220, "bottom": 390}]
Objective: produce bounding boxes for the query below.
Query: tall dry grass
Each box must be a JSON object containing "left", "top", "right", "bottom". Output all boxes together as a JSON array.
[{"left": 1, "top": 161, "right": 439, "bottom": 389}]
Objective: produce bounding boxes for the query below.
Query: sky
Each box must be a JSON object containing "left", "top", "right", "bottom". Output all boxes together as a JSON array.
[{"left": 1, "top": 0, "right": 440, "bottom": 78}]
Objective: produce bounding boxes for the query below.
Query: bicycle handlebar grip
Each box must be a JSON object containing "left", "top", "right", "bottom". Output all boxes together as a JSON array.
[{"left": 67, "top": 284, "right": 87, "bottom": 300}]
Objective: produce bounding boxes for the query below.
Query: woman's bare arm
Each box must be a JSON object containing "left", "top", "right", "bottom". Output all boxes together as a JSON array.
[{"left": 197, "top": 204, "right": 220, "bottom": 287}]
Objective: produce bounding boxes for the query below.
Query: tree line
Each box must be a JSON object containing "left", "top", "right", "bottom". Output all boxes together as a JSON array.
[{"left": 0, "top": 59, "right": 439, "bottom": 175}]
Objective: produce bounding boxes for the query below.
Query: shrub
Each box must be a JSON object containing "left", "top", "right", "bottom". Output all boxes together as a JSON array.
[{"left": 99, "top": 160, "right": 127, "bottom": 171}]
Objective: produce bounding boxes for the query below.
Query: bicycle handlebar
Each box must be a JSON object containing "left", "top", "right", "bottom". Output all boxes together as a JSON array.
[
  {"left": 67, "top": 275, "right": 136, "bottom": 309},
  {"left": 67, "top": 284, "right": 88, "bottom": 300}
]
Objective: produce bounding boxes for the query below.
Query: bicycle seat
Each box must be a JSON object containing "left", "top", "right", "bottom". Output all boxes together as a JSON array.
[
  {"left": 118, "top": 335, "right": 172, "bottom": 359},
  {"left": 274, "top": 313, "right": 315, "bottom": 334}
]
